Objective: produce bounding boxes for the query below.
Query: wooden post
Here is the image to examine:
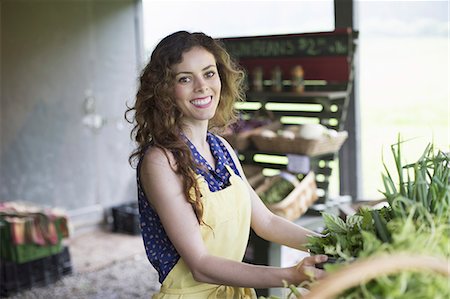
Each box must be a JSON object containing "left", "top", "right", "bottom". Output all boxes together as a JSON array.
[{"left": 335, "top": 0, "right": 362, "bottom": 201}]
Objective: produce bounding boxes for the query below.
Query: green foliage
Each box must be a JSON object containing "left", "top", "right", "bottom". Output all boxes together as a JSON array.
[
  {"left": 381, "top": 137, "right": 450, "bottom": 222},
  {"left": 306, "top": 206, "right": 394, "bottom": 260},
  {"left": 304, "top": 138, "right": 450, "bottom": 298},
  {"left": 260, "top": 178, "right": 295, "bottom": 204}
]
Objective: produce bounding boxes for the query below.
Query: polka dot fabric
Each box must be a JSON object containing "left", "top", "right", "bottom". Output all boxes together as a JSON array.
[
  {"left": 185, "top": 132, "right": 241, "bottom": 191},
  {"left": 137, "top": 133, "right": 241, "bottom": 283}
]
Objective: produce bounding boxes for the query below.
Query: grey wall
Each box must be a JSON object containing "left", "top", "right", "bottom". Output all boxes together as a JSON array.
[{"left": 1, "top": 0, "right": 143, "bottom": 228}]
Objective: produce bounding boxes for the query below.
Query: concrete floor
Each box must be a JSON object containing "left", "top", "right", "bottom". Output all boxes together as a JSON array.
[{"left": 7, "top": 228, "right": 161, "bottom": 299}]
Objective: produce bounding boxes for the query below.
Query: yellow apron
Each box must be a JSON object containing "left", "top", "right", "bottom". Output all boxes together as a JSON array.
[{"left": 152, "top": 165, "right": 257, "bottom": 299}]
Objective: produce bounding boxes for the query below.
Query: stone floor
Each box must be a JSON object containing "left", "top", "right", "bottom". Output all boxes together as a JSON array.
[{"left": 7, "top": 228, "right": 161, "bottom": 299}]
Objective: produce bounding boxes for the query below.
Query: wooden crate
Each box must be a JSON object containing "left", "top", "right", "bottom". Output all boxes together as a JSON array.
[
  {"left": 251, "top": 122, "right": 348, "bottom": 157},
  {"left": 256, "top": 172, "right": 318, "bottom": 221}
]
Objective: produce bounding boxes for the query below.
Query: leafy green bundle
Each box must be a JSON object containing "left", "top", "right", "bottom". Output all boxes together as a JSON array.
[
  {"left": 259, "top": 178, "right": 295, "bottom": 205},
  {"left": 306, "top": 138, "right": 450, "bottom": 298}
]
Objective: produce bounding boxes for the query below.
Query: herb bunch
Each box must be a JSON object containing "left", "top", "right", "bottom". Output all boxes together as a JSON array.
[{"left": 305, "top": 138, "right": 450, "bottom": 298}]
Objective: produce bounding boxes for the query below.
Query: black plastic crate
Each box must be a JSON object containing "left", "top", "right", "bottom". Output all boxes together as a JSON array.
[
  {"left": 0, "top": 246, "right": 72, "bottom": 297},
  {"left": 57, "top": 246, "right": 73, "bottom": 276},
  {"left": 111, "top": 202, "right": 140, "bottom": 235}
]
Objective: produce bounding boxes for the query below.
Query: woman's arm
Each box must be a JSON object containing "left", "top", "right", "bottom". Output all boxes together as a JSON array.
[
  {"left": 139, "top": 146, "right": 326, "bottom": 288},
  {"left": 218, "top": 136, "right": 322, "bottom": 251}
]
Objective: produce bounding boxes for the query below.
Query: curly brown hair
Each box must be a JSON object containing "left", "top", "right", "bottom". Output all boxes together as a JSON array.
[{"left": 125, "top": 31, "right": 246, "bottom": 224}]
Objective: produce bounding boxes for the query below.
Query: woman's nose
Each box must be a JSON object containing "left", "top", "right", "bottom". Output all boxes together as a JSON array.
[{"left": 194, "top": 77, "right": 208, "bottom": 92}]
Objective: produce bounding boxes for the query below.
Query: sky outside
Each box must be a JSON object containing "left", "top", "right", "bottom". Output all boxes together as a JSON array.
[
  {"left": 143, "top": 0, "right": 448, "bottom": 52},
  {"left": 142, "top": 0, "right": 334, "bottom": 55}
]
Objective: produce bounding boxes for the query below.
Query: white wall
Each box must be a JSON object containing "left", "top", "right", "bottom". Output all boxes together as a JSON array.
[{"left": 1, "top": 0, "right": 143, "bottom": 227}]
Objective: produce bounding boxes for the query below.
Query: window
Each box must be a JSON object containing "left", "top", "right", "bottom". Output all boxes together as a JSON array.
[
  {"left": 142, "top": 0, "right": 334, "bottom": 58},
  {"left": 357, "top": 1, "right": 449, "bottom": 199}
]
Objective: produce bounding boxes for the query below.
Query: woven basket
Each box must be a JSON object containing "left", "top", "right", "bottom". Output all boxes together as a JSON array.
[
  {"left": 242, "top": 165, "right": 264, "bottom": 178},
  {"left": 300, "top": 253, "right": 450, "bottom": 299},
  {"left": 247, "top": 173, "right": 266, "bottom": 189},
  {"left": 256, "top": 172, "right": 318, "bottom": 221},
  {"left": 221, "top": 126, "right": 262, "bottom": 152},
  {"left": 251, "top": 122, "right": 348, "bottom": 157}
]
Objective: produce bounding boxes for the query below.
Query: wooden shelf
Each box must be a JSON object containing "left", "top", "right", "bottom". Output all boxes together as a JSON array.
[{"left": 246, "top": 90, "right": 349, "bottom": 102}]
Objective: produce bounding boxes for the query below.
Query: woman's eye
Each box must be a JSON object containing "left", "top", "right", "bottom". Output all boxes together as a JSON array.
[
  {"left": 178, "top": 76, "right": 191, "bottom": 83},
  {"left": 205, "top": 71, "right": 215, "bottom": 78}
]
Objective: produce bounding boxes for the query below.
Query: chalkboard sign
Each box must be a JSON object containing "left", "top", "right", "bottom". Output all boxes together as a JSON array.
[{"left": 222, "top": 33, "right": 352, "bottom": 59}]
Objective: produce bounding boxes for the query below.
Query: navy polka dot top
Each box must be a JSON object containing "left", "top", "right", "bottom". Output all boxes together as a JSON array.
[{"left": 137, "top": 132, "right": 241, "bottom": 283}]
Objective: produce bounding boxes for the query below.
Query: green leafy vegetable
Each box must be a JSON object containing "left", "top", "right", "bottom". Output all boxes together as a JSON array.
[
  {"left": 259, "top": 178, "right": 295, "bottom": 204},
  {"left": 304, "top": 137, "right": 450, "bottom": 299}
]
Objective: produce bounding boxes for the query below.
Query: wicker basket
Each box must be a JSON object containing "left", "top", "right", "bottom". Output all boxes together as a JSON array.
[
  {"left": 251, "top": 122, "right": 348, "bottom": 157},
  {"left": 242, "top": 165, "right": 264, "bottom": 178},
  {"left": 221, "top": 121, "right": 271, "bottom": 152},
  {"left": 221, "top": 131, "right": 253, "bottom": 151},
  {"left": 300, "top": 253, "right": 450, "bottom": 299},
  {"left": 256, "top": 172, "right": 318, "bottom": 221},
  {"left": 247, "top": 173, "right": 266, "bottom": 189}
]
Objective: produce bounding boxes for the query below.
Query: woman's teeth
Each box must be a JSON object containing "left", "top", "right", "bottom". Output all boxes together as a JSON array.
[{"left": 191, "top": 96, "right": 211, "bottom": 106}]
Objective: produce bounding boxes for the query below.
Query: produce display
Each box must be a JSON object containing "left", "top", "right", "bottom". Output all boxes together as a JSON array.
[
  {"left": 259, "top": 138, "right": 449, "bottom": 299},
  {"left": 304, "top": 139, "right": 450, "bottom": 299},
  {"left": 251, "top": 121, "right": 348, "bottom": 157},
  {"left": 258, "top": 178, "right": 295, "bottom": 205},
  {"left": 260, "top": 123, "right": 338, "bottom": 140},
  {"left": 256, "top": 172, "right": 318, "bottom": 221}
]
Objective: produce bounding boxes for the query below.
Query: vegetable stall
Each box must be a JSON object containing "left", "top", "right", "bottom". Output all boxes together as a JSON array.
[{"left": 266, "top": 139, "right": 450, "bottom": 299}]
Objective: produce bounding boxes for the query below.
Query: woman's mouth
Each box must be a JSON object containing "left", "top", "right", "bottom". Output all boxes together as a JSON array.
[{"left": 190, "top": 96, "right": 212, "bottom": 108}]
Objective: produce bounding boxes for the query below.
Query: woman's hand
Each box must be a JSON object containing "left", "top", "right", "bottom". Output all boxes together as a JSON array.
[{"left": 292, "top": 254, "right": 328, "bottom": 283}]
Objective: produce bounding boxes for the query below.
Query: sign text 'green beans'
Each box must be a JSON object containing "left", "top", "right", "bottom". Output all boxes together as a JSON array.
[{"left": 222, "top": 35, "right": 351, "bottom": 59}]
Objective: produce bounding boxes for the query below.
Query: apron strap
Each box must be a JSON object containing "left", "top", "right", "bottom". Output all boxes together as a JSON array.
[{"left": 224, "top": 164, "right": 235, "bottom": 176}]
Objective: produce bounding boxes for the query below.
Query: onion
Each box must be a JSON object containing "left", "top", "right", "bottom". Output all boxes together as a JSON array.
[
  {"left": 298, "top": 124, "right": 326, "bottom": 140},
  {"left": 281, "top": 130, "right": 296, "bottom": 139},
  {"left": 261, "top": 129, "right": 277, "bottom": 138}
]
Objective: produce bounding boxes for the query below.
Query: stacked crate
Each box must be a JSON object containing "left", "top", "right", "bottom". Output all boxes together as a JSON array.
[
  {"left": 111, "top": 202, "right": 141, "bottom": 235},
  {"left": 0, "top": 202, "right": 72, "bottom": 296}
]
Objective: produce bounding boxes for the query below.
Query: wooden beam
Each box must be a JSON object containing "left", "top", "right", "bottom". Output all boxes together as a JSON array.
[{"left": 334, "top": 0, "right": 362, "bottom": 201}]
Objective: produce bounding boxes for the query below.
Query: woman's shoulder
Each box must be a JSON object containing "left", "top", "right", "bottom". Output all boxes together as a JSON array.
[{"left": 140, "top": 145, "right": 177, "bottom": 173}]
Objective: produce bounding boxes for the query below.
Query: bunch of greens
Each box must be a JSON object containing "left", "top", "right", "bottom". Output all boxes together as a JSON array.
[
  {"left": 306, "top": 206, "right": 393, "bottom": 260},
  {"left": 326, "top": 207, "right": 450, "bottom": 299},
  {"left": 304, "top": 138, "right": 450, "bottom": 298},
  {"left": 382, "top": 141, "right": 449, "bottom": 222},
  {"left": 259, "top": 178, "right": 295, "bottom": 204}
]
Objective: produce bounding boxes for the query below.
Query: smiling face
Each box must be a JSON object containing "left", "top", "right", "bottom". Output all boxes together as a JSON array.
[{"left": 172, "top": 46, "right": 221, "bottom": 128}]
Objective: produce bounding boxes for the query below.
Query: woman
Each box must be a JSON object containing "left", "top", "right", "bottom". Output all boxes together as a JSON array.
[{"left": 126, "top": 31, "right": 327, "bottom": 298}]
